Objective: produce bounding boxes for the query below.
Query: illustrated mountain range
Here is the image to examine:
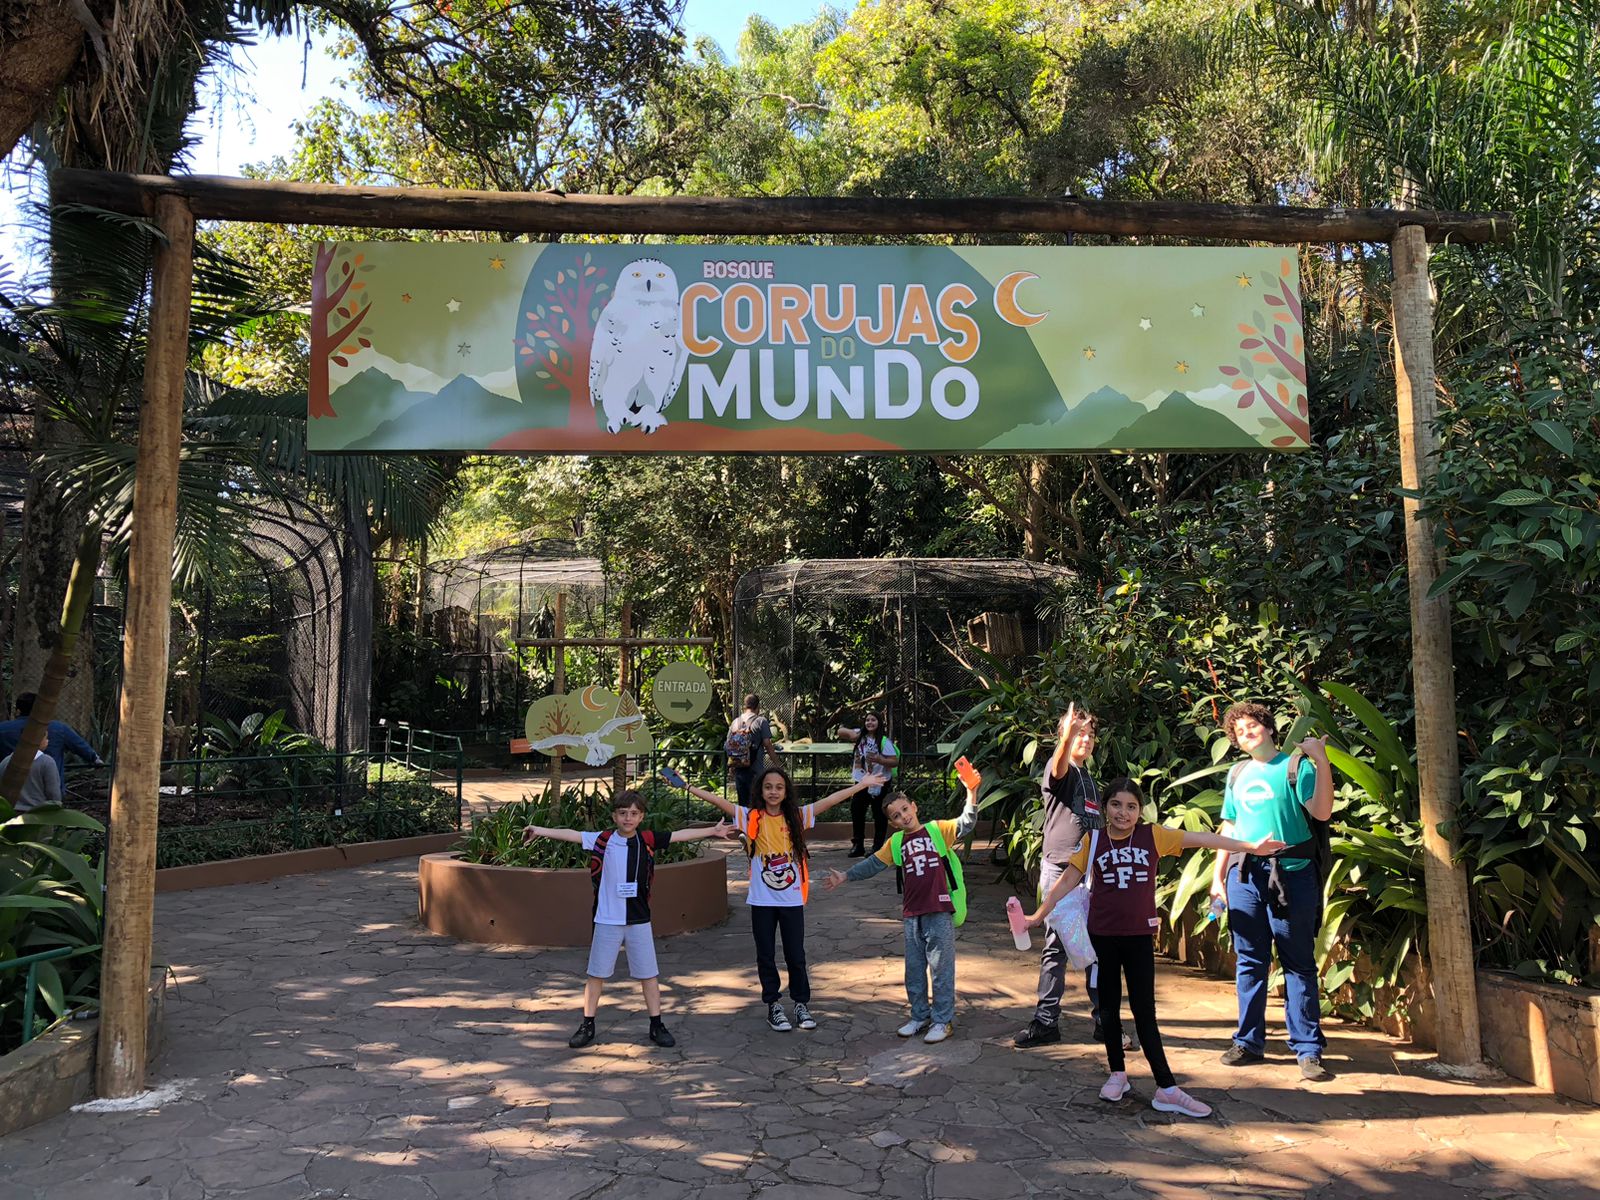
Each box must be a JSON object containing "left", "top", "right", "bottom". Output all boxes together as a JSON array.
[
  {"left": 329, "top": 368, "right": 547, "bottom": 451},
  {"left": 984, "top": 385, "right": 1290, "bottom": 451}
]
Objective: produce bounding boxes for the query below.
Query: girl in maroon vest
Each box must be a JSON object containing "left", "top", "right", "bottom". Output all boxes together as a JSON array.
[{"left": 1026, "top": 778, "right": 1285, "bottom": 1118}]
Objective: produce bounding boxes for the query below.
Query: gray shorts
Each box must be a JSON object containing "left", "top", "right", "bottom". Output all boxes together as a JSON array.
[{"left": 586, "top": 921, "right": 659, "bottom": 980}]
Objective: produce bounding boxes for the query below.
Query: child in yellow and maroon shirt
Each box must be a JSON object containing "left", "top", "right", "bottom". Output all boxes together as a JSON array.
[{"left": 1028, "top": 777, "right": 1284, "bottom": 1118}]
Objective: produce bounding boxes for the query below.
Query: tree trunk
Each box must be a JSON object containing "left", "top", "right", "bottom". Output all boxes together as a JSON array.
[
  {"left": 0, "top": 520, "right": 101, "bottom": 803},
  {"left": 339, "top": 506, "right": 374, "bottom": 755},
  {"left": 0, "top": 0, "right": 90, "bottom": 162},
  {"left": 12, "top": 417, "right": 96, "bottom": 731},
  {"left": 1023, "top": 457, "right": 1047, "bottom": 562}
]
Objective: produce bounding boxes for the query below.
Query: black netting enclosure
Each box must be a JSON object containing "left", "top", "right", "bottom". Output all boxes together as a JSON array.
[
  {"left": 733, "top": 559, "right": 1076, "bottom": 752},
  {"left": 194, "top": 498, "right": 364, "bottom": 752},
  {"left": 420, "top": 540, "right": 611, "bottom": 733}
]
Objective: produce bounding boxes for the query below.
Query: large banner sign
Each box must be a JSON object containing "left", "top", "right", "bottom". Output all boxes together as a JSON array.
[{"left": 308, "top": 244, "right": 1308, "bottom": 453}]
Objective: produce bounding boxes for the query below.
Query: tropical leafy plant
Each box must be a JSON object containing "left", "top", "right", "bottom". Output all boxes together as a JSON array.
[
  {"left": 0, "top": 802, "right": 105, "bottom": 1054},
  {"left": 456, "top": 779, "right": 718, "bottom": 869}
]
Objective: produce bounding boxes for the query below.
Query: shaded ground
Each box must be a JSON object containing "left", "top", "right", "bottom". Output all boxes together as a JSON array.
[{"left": 3, "top": 841, "right": 1595, "bottom": 1199}]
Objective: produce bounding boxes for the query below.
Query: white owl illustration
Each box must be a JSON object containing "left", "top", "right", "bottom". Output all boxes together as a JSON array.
[{"left": 588, "top": 257, "right": 688, "bottom": 434}]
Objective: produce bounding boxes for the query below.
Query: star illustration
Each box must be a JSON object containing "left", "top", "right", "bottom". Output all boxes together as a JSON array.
[
  {"left": 400, "top": 292, "right": 413, "bottom": 304},
  {"left": 1082, "top": 346, "right": 1096, "bottom": 360},
  {"left": 447, "top": 298, "right": 462, "bottom": 312},
  {"left": 1236, "top": 273, "right": 1253, "bottom": 288},
  {"left": 1190, "top": 302, "right": 1205, "bottom": 317},
  {"left": 489, "top": 256, "right": 506, "bottom": 271},
  {"left": 1138, "top": 317, "right": 1153, "bottom": 331},
  {"left": 456, "top": 341, "right": 473, "bottom": 357},
  {"left": 1175, "top": 360, "right": 1190, "bottom": 374}
]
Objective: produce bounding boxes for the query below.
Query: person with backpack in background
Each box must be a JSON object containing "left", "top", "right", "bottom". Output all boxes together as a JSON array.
[
  {"left": 668, "top": 764, "right": 887, "bottom": 1032},
  {"left": 522, "top": 789, "right": 734, "bottom": 1050},
  {"left": 726, "top": 693, "right": 779, "bottom": 808},
  {"left": 1209, "top": 701, "right": 1336, "bottom": 1081},
  {"left": 823, "top": 759, "right": 983, "bottom": 1045},
  {"left": 835, "top": 710, "right": 899, "bottom": 856},
  {"left": 1026, "top": 777, "right": 1286, "bottom": 1117}
]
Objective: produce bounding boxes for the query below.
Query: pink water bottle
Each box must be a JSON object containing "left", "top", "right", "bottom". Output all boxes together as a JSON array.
[{"left": 1005, "top": 896, "right": 1032, "bottom": 951}]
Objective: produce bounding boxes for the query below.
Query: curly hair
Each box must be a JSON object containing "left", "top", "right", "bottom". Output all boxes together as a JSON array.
[{"left": 1222, "top": 701, "right": 1275, "bottom": 747}]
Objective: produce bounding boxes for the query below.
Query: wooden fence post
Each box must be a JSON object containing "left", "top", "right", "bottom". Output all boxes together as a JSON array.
[
  {"left": 1391, "top": 222, "right": 1482, "bottom": 1067},
  {"left": 96, "top": 193, "right": 194, "bottom": 1097}
]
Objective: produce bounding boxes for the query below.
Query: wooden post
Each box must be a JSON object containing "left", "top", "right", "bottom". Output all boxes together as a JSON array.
[
  {"left": 549, "top": 592, "right": 564, "bottom": 802},
  {"left": 1391, "top": 222, "right": 1482, "bottom": 1067},
  {"left": 96, "top": 194, "right": 194, "bottom": 1097}
]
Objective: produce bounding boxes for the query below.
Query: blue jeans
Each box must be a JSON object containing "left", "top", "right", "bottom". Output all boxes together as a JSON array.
[
  {"left": 1227, "top": 857, "right": 1326, "bottom": 1058},
  {"left": 904, "top": 912, "right": 956, "bottom": 1025}
]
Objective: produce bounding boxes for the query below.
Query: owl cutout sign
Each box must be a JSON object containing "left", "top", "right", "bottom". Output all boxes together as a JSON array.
[
  {"left": 524, "top": 686, "right": 654, "bottom": 766},
  {"left": 588, "top": 258, "right": 689, "bottom": 435}
]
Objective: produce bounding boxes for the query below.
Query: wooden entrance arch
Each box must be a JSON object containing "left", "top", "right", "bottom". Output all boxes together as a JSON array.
[{"left": 48, "top": 168, "right": 1512, "bottom": 1093}]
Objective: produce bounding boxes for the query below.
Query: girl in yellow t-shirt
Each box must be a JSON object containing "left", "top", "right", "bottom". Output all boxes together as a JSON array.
[{"left": 671, "top": 765, "right": 886, "bottom": 1032}]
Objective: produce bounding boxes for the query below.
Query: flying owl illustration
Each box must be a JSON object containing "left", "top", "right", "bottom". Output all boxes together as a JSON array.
[{"left": 587, "top": 258, "right": 689, "bottom": 434}]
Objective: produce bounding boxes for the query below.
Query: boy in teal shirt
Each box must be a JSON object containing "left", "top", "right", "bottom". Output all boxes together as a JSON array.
[{"left": 1209, "top": 701, "right": 1335, "bottom": 1080}]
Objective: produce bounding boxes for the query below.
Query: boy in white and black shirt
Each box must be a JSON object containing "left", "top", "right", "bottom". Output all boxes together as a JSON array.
[{"left": 524, "top": 790, "right": 732, "bottom": 1049}]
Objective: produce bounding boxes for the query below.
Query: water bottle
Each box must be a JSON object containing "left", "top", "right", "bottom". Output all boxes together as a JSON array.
[
  {"left": 1205, "top": 896, "right": 1227, "bottom": 923},
  {"left": 1006, "top": 896, "right": 1032, "bottom": 951}
]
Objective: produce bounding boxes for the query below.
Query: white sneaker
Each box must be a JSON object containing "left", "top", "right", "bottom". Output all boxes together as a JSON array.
[
  {"left": 897, "top": 1017, "right": 930, "bottom": 1037},
  {"left": 922, "top": 1023, "right": 951, "bottom": 1044},
  {"left": 1099, "top": 1071, "right": 1131, "bottom": 1102},
  {"left": 1151, "top": 1086, "right": 1212, "bottom": 1119},
  {"left": 767, "top": 1003, "right": 792, "bottom": 1032},
  {"left": 793, "top": 1003, "right": 817, "bottom": 1030}
]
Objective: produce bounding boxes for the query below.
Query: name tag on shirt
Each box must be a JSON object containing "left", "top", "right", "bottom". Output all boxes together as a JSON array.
[{"left": 617, "top": 882, "right": 639, "bottom": 899}]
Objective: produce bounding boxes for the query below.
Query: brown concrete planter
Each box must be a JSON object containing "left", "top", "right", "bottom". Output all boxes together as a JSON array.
[
  {"left": 418, "top": 848, "right": 730, "bottom": 946},
  {"left": 155, "top": 832, "right": 461, "bottom": 892},
  {"left": 1478, "top": 968, "right": 1600, "bottom": 1105},
  {"left": 0, "top": 967, "right": 166, "bottom": 1137}
]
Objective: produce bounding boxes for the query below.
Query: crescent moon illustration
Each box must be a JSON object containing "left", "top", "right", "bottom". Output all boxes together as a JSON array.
[
  {"left": 994, "top": 271, "right": 1048, "bottom": 327},
  {"left": 580, "top": 686, "right": 607, "bottom": 712}
]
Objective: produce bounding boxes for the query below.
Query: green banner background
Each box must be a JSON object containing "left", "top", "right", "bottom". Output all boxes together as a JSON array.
[{"left": 307, "top": 244, "right": 1308, "bottom": 453}]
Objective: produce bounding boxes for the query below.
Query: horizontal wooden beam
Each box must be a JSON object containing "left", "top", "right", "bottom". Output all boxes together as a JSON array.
[{"left": 50, "top": 170, "right": 1514, "bottom": 244}]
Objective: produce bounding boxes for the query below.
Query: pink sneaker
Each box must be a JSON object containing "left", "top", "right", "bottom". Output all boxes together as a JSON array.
[
  {"left": 1099, "top": 1071, "right": 1130, "bottom": 1102},
  {"left": 1151, "top": 1086, "right": 1212, "bottom": 1119}
]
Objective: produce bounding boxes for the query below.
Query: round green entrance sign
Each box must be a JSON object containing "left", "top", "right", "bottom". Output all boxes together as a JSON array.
[{"left": 652, "top": 661, "right": 713, "bottom": 724}]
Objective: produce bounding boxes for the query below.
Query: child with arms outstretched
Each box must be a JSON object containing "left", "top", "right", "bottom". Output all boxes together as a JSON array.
[
  {"left": 667, "top": 764, "right": 888, "bottom": 1031},
  {"left": 1028, "top": 777, "right": 1285, "bottom": 1117},
  {"left": 823, "top": 760, "right": 983, "bottom": 1044},
  {"left": 522, "top": 788, "right": 733, "bottom": 1050}
]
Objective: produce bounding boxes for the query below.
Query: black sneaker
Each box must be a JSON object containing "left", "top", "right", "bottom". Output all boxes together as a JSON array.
[
  {"left": 569, "top": 1017, "right": 596, "bottom": 1049},
  {"left": 847, "top": 843, "right": 866, "bottom": 857},
  {"left": 767, "top": 1003, "right": 793, "bottom": 1032},
  {"left": 649, "top": 1018, "right": 676, "bottom": 1048},
  {"left": 1013, "top": 1020, "right": 1061, "bottom": 1048},
  {"left": 1298, "top": 1054, "right": 1331, "bottom": 1081},
  {"left": 1092, "top": 1023, "right": 1136, "bottom": 1051},
  {"left": 1220, "top": 1043, "right": 1263, "bottom": 1066}
]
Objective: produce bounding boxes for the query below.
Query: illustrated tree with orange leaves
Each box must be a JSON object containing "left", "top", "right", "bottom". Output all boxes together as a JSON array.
[
  {"left": 309, "top": 244, "right": 376, "bottom": 419},
  {"left": 516, "top": 249, "right": 610, "bottom": 428},
  {"left": 1219, "top": 258, "right": 1309, "bottom": 447}
]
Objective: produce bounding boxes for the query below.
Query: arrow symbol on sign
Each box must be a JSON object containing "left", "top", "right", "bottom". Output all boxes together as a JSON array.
[{"left": 670, "top": 700, "right": 692, "bottom": 712}]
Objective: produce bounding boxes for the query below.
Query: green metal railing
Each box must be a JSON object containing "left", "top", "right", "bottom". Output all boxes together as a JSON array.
[
  {"left": 1, "top": 945, "right": 99, "bottom": 1045},
  {"left": 640, "top": 742, "right": 962, "bottom": 808}
]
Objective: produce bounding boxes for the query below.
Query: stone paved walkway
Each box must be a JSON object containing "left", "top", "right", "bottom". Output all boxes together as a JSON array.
[{"left": 4, "top": 842, "right": 1597, "bottom": 1199}]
